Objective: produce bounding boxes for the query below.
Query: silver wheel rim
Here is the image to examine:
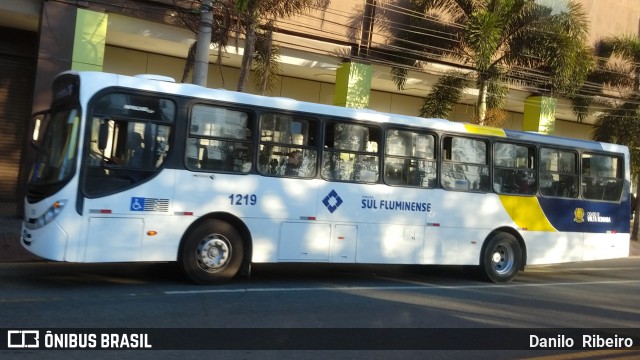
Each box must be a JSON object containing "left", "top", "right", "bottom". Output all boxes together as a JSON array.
[
  {"left": 196, "top": 234, "right": 231, "bottom": 272},
  {"left": 490, "top": 243, "right": 514, "bottom": 275}
]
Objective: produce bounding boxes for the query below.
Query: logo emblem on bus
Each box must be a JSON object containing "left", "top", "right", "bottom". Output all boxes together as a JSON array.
[
  {"left": 574, "top": 208, "right": 585, "bottom": 223},
  {"left": 322, "top": 190, "right": 343, "bottom": 213}
]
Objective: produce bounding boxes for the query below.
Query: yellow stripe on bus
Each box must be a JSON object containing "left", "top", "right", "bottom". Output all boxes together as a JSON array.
[
  {"left": 463, "top": 123, "right": 506, "bottom": 137},
  {"left": 499, "top": 195, "right": 556, "bottom": 232}
]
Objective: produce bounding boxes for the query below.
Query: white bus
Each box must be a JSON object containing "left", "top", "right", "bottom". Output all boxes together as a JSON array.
[{"left": 22, "top": 71, "right": 631, "bottom": 284}]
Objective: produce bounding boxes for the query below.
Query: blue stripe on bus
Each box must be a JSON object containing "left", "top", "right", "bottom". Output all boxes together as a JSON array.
[{"left": 537, "top": 197, "right": 630, "bottom": 233}]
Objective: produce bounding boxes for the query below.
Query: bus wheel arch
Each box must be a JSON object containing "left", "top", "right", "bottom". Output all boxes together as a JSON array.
[
  {"left": 479, "top": 228, "right": 526, "bottom": 283},
  {"left": 179, "top": 213, "right": 252, "bottom": 284}
]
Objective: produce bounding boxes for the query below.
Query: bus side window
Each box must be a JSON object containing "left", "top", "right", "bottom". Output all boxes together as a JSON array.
[
  {"left": 540, "top": 147, "right": 578, "bottom": 198},
  {"left": 85, "top": 113, "right": 173, "bottom": 197},
  {"left": 582, "top": 153, "right": 624, "bottom": 201},
  {"left": 321, "top": 122, "right": 380, "bottom": 183},
  {"left": 441, "top": 136, "right": 489, "bottom": 192},
  {"left": 187, "top": 105, "right": 253, "bottom": 173},
  {"left": 383, "top": 129, "right": 436, "bottom": 187},
  {"left": 258, "top": 113, "right": 318, "bottom": 178},
  {"left": 493, "top": 142, "right": 536, "bottom": 195}
]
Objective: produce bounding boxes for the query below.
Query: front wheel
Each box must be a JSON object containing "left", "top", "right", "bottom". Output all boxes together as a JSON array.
[
  {"left": 180, "top": 220, "right": 244, "bottom": 284},
  {"left": 481, "top": 232, "right": 522, "bottom": 283}
]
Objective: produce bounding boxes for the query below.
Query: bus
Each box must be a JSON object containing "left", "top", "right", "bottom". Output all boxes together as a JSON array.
[{"left": 21, "top": 71, "right": 631, "bottom": 284}]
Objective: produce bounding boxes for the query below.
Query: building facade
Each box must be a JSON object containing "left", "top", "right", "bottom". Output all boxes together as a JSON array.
[{"left": 1, "top": 0, "right": 639, "bottom": 216}]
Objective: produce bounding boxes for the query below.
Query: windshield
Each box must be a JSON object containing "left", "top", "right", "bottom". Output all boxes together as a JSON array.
[{"left": 29, "top": 107, "right": 80, "bottom": 187}]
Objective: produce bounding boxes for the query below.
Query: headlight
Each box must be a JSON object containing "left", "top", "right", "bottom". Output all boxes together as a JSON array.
[{"left": 27, "top": 200, "right": 67, "bottom": 230}]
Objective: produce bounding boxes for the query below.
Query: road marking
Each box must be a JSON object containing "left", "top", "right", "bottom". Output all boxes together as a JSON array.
[
  {"left": 526, "top": 265, "right": 640, "bottom": 272},
  {"left": 164, "top": 279, "right": 640, "bottom": 295}
]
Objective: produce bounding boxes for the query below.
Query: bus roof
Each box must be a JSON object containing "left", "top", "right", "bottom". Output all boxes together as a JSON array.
[{"left": 66, "top": 71, "right": 628, "bottom": 155}]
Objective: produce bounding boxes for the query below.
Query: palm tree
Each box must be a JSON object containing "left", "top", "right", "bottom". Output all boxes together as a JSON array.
[
  {"left": 252, "top": 24, "right": 282, "bottom": 94},
  {"left": 175, "top": 0, "right": 232, "bottom": 83},
  {"left": 587, "top": 35, "right": 640, "bottom": 240},
  {"left": 234, "top": 0, "right": 327, "bottom": 93},
  {"left": 375, "top": 0, "right": 592, "bottom": 125},
  {"left": 178, "top": 0, "right": 326, "bottom": 93}
]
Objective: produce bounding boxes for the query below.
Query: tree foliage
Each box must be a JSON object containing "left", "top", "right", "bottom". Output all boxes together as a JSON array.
[
  {"left": 590, "top": 35, "right": 640, "bottom": 175},
  {"left": 420, "top": 71, "right": 472, "bottom": 118},
  {"left": 589, "top": 35, "right": 640, "bottom": 240},
  {"left": 177, "top": 0, "right": 327, "bottom": 92},
  {"left": 252, "top": 25, "right": 282, "bottom": 94},
  {"left": 377, "top": 0, "right": 592, "bottom": 124},
  {"left": 234, "top": 0, "right": 328, "bottom": 92}
]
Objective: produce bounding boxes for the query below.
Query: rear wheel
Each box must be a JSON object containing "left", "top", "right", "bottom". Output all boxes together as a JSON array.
[
  {"left": 481, "top": 232, "right": 522, "bottom": 283},
  {"left": 180, "top": 220, "right": 244, "bottom": 284}
]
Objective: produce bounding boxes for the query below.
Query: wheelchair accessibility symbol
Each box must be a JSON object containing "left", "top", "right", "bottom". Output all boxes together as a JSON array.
[{"left": 130, "top": 197, "right": 145, "bottom": 211}]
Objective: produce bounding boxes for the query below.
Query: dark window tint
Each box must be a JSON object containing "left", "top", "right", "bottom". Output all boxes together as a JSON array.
[
  {"left": 493, "top": 142, "right": 536, "bottom": 195},
  {"left": 540, "top": 148, "right": 578, "bottom": 198},
  {"left": 582, "top": 153, "right": 624, "bottom": 201}
]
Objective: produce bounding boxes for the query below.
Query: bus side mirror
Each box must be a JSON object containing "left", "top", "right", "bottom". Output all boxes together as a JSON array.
[{"left": 98, "top": 118, "right": 109, "bottom": 151}]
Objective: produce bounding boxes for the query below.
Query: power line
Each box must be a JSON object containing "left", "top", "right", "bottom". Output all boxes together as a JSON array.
[{"left": 46, "top": 0, "right": 640, "bottom": 116}]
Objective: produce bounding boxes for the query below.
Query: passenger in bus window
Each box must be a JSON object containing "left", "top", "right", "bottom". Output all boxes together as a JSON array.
[
  {"left": 514, "top": 170, "right": 535, "bottom": 195},
  {"left": 127, "top": 132, "right": 144, "bottom": 167},
  {"left": 285, "top": 150, "right": 302, "bottom": 176},
  {"left": 385, "top": 163, "right": 403, "bottom": 185}
]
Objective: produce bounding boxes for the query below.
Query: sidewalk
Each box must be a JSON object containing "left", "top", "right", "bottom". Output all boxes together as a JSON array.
[{"left": 1, "top": 215, "right": 638, "bottom": 262}]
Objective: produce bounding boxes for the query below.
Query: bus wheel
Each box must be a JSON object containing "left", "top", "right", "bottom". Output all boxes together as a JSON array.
[
  {"left": 481, "top": 232, "right": 521, "bottom": 283},
  {"left": 180, "top": 220, "right": 244, "bottom": 284}
]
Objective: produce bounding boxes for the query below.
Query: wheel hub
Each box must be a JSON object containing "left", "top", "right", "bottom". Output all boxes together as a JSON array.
[
  {"left": 491, "top": 245, "right": 514, "bottom": 274},
  {"left": 196, "top": 235, "right": 230, "bottom": 271}
]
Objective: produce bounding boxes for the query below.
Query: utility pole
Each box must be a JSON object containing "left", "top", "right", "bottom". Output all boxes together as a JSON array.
[{"left": 193, "top": 0, "right": 213, "bottom": 86}]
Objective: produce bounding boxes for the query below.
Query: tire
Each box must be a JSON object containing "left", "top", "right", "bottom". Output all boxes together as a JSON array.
[
  {"left": 180, "top": 220, "right": 244, "bottom": 284},
  {"left": 481, "top": 232, "right": 522, "bottom": 283}
]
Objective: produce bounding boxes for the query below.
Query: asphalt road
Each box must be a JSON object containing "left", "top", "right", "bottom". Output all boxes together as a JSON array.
[{"left": 1, "top": 256, "right": 639, "bottom": 359}]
